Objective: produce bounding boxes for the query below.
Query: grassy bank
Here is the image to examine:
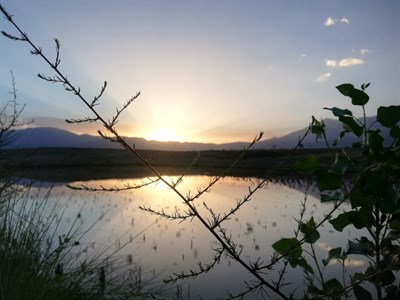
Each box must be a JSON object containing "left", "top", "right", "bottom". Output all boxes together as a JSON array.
[
  {"left": 0, "top": 182, "right": 165, "bottom": 300},
  {"left": 2, "top": 147, "right": 362, "bottom": 182}
]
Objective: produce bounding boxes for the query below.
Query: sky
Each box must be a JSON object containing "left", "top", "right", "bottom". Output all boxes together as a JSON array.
[{"left": 1, "top": 0, "right": 399, "bottom": 143}]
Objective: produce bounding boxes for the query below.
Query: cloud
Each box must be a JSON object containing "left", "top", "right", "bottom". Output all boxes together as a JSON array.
[
  {"left": 324, "top": 16, "right": 350, "bottom": 26},
  {"left": 338, "top": 58, "right": 364, "bottom": 67},
  {"left": 324, "top": 57, "right": 365, "bottom": 68},
  {"left": 328, "top": 258, "right": 365, "bottom": 267},
  {"left": 315, "top": 72, "right": 332, "bottom": 82},
  {"left": 299, "top": 53, "right": 307, "bottom": 61},
  {"left": 340, "top": 17, "right": 350, "bottom": 24},
  {"left": 324, "top": 17, "right": 336, "bottom": 26},
  {"left": 325, "top": 59, "right": 337, "bottom": 67},
  {"left": 360, "top": 48, "right": 370, "bottom": 55}
]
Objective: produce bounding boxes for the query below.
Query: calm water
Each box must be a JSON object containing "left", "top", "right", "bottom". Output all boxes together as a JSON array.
[{"left": 25, "top": 175, "right": 367, "bottom": 299}]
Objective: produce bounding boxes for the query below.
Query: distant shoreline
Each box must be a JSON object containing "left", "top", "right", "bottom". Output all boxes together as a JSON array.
[{"left": 3, "top": 147, "right": 356, "bottom": 182}]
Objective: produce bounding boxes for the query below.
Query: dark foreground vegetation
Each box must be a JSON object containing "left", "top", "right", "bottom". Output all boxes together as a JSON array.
[{"left": 2, "top": 147, "right": 362, "bottom": 182}]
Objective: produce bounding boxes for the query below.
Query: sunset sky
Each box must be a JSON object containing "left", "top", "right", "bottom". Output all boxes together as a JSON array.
[{"left": 1, "top": 1, "right": 399, "bottom": 143}]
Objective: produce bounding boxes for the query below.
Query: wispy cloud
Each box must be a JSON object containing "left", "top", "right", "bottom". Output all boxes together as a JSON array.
[
  {"left": 324, "top": 16, "right": 350, "bottom": 26},
  {"left": 315, "top": 72, "right": 332, "bottom": 82},
  {"left": 359, "top": 48, "right": 370, "bottom": 55},
  {"left": 318, "top": 56, "right": 364, "bottom": 83},
  {"left": 324, "top": 57, "right": 364, "bottom": 68},
  {"left": 298, "top": 53, "right": 307, "bottom": 62},
  {"left": 325, "top": 59, "right": 337, "bottom": 67},
  {"left": 324, "top": 17, "right": 336, "bottom": 26},
  {"left": 338, "top": 58, "right": 364, "bottom": 67}
]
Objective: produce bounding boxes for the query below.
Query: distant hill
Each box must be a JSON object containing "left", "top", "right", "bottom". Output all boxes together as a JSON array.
[
  {"left": 7, "top": 116, "right": 392, "bottom": 150},
  {"left": 254, "top": 116, "right": 392, "bottom": 149},
  {"left": 7, "top": 127, "right": 227, "bottom": 151}
]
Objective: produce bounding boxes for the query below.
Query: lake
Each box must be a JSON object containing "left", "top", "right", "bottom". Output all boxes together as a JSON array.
[{"left": 23, "top": 175, "right": 368, "bottom": 299}]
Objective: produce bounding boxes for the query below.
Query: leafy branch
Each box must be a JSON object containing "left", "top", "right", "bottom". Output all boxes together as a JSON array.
[{"left": 270, "top": 83, "right": 399, "bottom": 299}]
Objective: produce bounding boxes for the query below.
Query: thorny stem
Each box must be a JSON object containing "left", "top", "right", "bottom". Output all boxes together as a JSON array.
[
  {"left": 374, "top": 205, "right": 383, "bottom": 300},
  {"left": 276, "top": 190, "right": 309, "bottom": 290},
  {"left": 310, "top": 243, "right": 325, "bottom": 288},
  {"left": 0, "top": 70, "right": 29, "bottom": 146},
  {"left": 0, "top": 5, "right": 291, "bottom": 299},
  {"left": 261, "top": 181, "right": 349, "bottom": 271},
  {"left": 359, "top": 103, "right": 384, "bottom": 300},
  {"left": 362, "top": 104, "right": 368, "bottom": 148},
  {"left": 342, "top": 258, "right": 348, "bottom": 300},
  {"left": 260, "top": 118, "right": 360, "bottom": 272}
]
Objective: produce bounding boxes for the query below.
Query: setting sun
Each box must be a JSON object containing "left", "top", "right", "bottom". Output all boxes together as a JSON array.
[{"left": 147, "top": 128, "right": 180, "bottom": 142}]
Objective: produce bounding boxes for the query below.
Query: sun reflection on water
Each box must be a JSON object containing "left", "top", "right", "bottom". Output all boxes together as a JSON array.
[{"left": 26, "top": 175, "right": 367, "bottom": 299}]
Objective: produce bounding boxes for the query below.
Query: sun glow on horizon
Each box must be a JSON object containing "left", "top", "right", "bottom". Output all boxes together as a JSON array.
[{"left": 146, "top": 128, "right": 180, "bottom": 142}]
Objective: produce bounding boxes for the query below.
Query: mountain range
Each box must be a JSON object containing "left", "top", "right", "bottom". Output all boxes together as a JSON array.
[{"left": 6, "top": 116, "right": 391, "bottom": 151}]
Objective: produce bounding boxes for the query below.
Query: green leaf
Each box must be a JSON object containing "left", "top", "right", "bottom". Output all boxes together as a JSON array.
[
  {"left": 311, "top": 116, "right": 325, "bottom": 140},
  {"left": 324, "top": 107, "right": 353, "bottom": 117},
  {"left": 385, "top": 286, "right": 400, "bottom": 299},
  {"left": 352, "top": 208, "right": 374, "bottom": 229},
  {"left": 361, "top": 82, "right": 370, "bottom": 90},
  {"left": 367, "top": 130, "right": 384, "bottom": 152},
  {"left": 336, "top": 84, "right": 369, "bottom": 105},
  {"left": 390, "top": 125, "right": 400, "bottom": 139},
  {"left": 333, "top": 153, "right": 352, "bottom": 175},
  {"left": 348, "top": 88, "right": 369, "bottom": 106},
  {"left": 300, "top": 217, "right": 320, "bottom": 244},
  {"left": 296, "top": 256, "right": 314, "bottom": 274},
  {"left": 330, "top": 213, "right": 352, "bottom": 232},
  {"left": 322, "top": 247, "right": 342, "bottom": 266},
  {"left": 361, "top": 175, "right": 397, "bottom": 213},
  {"left": 350, "top": 187, "right": 377, "bottom": 208},
  {"left": 272, "top": 238, "right": 302, "bottom": 260},
  {"left": 389, "top": 215, "right": 400, "bottom": 231},
  {"left": 333, "top": 130, "right": 347, "bottom": 147},
  {"left": 354, "top": 285, "right": 373, "bottom": 300},
  {"left": 336, "top": 83, "right": 354, "bottom": 96},
  {"left": 364, "top": 174, "right": 388, "bottom": 193},
  {"left": 346, "top": 237, "right": 375, "bottom": 256},
  {"left": 381, "top": 270, "right": 395, "bottom": 285},
  {"left": 308, "top": 284, "right": 325, "bottom": 296},
  {"left": 353, "top": 272, "right": 368, "bottom": 282},
  {"left": 323, "top": 278, "right": 342, "bottom": 292},
  {"left": 377, "top": 105, "right": 400, "bottom": 128},
  {"left": 380, "top": 192, "right": 397, "bottom": 214},
  {"left": 320, "top": 192, "right": 344, "bottom": 202},
  {"left": 294, "top": 155, "right": 318, "bottom": 175},
  {"left": 339, "top": 116, "right": 364, "bottom": 136},
  {"left": 317, "top": 172, "right": 342, "bottom": 191},
  {"left": 330, "top": 210, "right": 374, "bottom": 231}
]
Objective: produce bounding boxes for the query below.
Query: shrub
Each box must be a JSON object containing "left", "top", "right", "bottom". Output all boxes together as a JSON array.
[{"left": 273, "top": 83, "right": 399, "bottom": 299}]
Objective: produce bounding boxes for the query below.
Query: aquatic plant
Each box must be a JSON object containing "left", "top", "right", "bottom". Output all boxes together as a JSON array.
[
  {"left": 0, "top": 182, "right": 164, "bottom": 299},
  {"left": 0, "top": 71, "right": 31, "bottom": 203}
]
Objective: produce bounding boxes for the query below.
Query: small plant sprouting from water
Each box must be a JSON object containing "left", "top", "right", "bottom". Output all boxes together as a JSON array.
[
  {"left": 0, "top": 71, "right": 32, "bottom": 202},
  {"left": 0, "top": 71, "right": 30, "bottom": 148}
]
